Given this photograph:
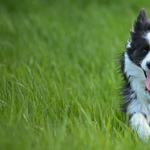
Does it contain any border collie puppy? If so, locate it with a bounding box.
[120,8,150,140]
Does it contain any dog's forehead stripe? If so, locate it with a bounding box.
[146,32,150,44]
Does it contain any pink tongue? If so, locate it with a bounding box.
[145,72,150,91]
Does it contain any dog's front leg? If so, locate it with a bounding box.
[130,113,150,141]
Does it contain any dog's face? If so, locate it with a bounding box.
[127,9,150,90]
[132,33,150,72]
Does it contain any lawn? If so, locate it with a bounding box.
[0,0,150,149]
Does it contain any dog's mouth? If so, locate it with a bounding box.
[143,69,150,91]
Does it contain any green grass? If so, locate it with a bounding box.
[1,0,150,149]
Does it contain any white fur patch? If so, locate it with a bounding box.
[146,32,150,44]
[126,40,131,48]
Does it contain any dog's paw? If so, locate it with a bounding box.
[130,113,150,141]
[137,122,150,141]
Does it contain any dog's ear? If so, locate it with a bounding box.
[132,8,148,34]
[137,8,148,22]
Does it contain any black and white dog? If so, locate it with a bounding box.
[120,9,150,140]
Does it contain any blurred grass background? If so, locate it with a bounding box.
[0,0,150,149]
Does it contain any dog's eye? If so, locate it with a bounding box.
[142,49,147,52]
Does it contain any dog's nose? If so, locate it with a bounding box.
[146,62,150,69]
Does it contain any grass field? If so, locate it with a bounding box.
[1,0,150,149]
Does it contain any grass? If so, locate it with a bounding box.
[1,0,150,149]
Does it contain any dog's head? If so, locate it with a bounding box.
[127,9,150,90]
